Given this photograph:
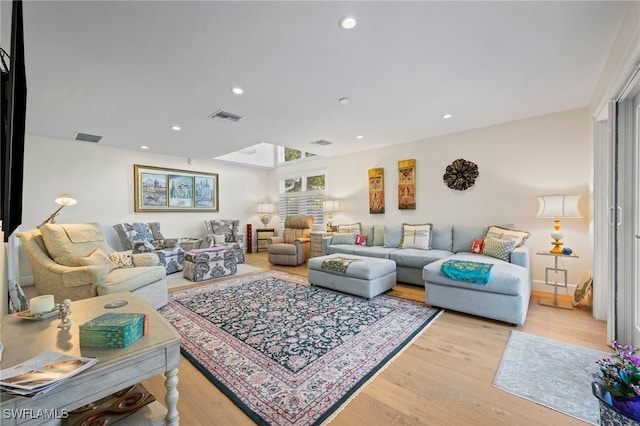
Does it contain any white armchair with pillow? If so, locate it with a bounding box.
[16,223,168,309]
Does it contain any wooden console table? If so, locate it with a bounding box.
[0,292,181,425]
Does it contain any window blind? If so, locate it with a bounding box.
[279,191,324,230]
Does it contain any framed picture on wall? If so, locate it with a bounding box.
[134,164,219,212]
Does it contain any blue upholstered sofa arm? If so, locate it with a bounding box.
[510,246,530,269]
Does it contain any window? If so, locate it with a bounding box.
[279,174,325,228]
[282,147,317,163]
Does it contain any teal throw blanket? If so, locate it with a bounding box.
[441,260,493,284]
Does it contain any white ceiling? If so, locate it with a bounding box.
[18,1,628,161]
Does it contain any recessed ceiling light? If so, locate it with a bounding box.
[140,145,149,150]
[339,17,357,30]
[442,114,453,119]
[171,125,181,131]
[338,97,350,104]
[356,135,364,140]
[231,87,244,95]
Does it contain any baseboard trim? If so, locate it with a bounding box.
[532,279,576,296]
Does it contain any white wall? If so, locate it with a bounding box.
[15,135,273,283]
[325,108,592,289]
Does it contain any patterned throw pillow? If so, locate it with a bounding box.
[80,248,116,271]
[401,223,433,250]
[470,239,484,254]
[109,250,134,268]
[484,225,530,248]
[151,239,166,250]
[337,223,361,234]
[331,233,356,245]
[132,240,155,253]
[355,234,367,246]
[482,237,516,262]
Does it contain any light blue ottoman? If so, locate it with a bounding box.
[308,254,396,299]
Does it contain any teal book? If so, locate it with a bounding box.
[79,313,146,348]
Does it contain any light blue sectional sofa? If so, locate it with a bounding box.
[322,224,531,325]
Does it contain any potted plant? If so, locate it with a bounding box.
[595,341,640,421]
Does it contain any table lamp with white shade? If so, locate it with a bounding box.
[536,194,582,254]
[257,202,274,228]
[323,200,339,232]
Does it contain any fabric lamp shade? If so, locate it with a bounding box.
[257,202,274,228]
[55,193,77,206]
[536,194,581,254]
[323,200,339,232]
[322,200,339,213]
[536,195,582,218]
[257,202,274,214]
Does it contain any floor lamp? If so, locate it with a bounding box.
[37,193,77,229]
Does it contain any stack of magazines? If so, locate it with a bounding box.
[0,350,97,397]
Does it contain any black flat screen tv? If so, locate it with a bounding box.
[1,0,26,242]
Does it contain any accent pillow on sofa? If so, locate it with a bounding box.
[470,239,484,254]
[482,237,516,262]
[360,225,375,247]
[337,223,361,234]
[383,225,402,248]
[331,232,356,245]
[485,225,530,248]
[80,248,116,271]
[132,240,155,253]
[109,250,134,268]
[400,223,432,250]
[372,225,385,246]
[355,234,367,246]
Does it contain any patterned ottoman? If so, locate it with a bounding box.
[183,247,237,282]
[308,253,396,299]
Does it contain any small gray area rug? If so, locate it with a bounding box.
[494,330,610,425]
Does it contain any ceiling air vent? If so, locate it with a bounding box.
[209,110,245,123]
[311,139,332,146]
[75,132,102,143]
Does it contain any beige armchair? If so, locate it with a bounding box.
[16,223,168,309]
[267,215,314,266]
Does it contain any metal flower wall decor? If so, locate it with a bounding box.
[443,158,479,191]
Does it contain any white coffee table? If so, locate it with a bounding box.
[0,292,181,425]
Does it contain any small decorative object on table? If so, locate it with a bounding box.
[79,313,147,348]
[58,299,72,328]
[594,341,640,422]
[563,247,573,255]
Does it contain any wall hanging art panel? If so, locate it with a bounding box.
[398,159,416,210]
[134,164,219,212]
[368,167,385,214]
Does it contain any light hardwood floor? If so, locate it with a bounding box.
[143,252,608,425]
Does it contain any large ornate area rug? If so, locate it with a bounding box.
[160,270,442,425]
[493,330,610,425]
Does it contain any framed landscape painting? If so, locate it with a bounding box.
[134,164,219,212]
